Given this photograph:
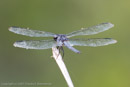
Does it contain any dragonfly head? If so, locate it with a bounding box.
[54,34,68,46]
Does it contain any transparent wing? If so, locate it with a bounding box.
[9,27,56,37]
[14,39,57,49]
[68,38,117,47]
[66,23,114,38]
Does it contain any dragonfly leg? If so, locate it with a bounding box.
[57,46,59,49]
[60,46,64,58]
[56,46,61,59]
[56,46,64,58]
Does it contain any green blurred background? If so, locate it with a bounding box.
[0,0,129,87]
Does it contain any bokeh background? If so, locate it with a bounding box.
[0,0,129,87]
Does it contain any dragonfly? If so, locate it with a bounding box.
[9,23,117,56]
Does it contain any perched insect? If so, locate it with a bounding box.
[9,23,117,56]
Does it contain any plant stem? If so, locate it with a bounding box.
[52,47,74,87]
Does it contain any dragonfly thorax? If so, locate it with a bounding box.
[54,34,68,46]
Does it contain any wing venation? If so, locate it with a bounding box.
[14,39,56,49]
[9,27,56,37]
[68,38,117,47]
[66,23,114,38]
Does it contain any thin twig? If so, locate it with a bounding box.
[52,47,74,87]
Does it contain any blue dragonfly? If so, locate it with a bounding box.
[9,23,117,55]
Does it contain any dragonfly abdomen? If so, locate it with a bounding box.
[64,41,80,53]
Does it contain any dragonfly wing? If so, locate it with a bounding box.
[66,23,114,38]
[14,39,57,49]
[68,38,117,47]
[9,27,56,37]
